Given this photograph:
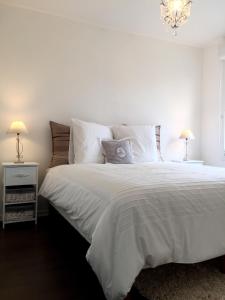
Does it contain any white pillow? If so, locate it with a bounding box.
[71,118,113,163]
[112,125,158,162]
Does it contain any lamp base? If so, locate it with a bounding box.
[15,133,24,164]
[183,138,188,161]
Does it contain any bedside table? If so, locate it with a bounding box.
[172,160,204,165]
[2,162,39,229]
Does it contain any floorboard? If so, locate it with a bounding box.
[0,216,106,300]
[0,213,147,300]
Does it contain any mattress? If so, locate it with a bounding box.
[39,162,225,300]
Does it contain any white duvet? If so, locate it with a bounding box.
[39,162,225,300]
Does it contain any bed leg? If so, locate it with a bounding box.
[124,286,147,300]
[124,294,132,300]
[220,255,225,274]
[48,203,57,219]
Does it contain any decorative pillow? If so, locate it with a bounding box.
[112,125,158,163]
[49,121,70,168]
[102,139,133,164]
[71,118,113,163]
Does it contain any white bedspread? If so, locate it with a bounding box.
[39,162,225,300]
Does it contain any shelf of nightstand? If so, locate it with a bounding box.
[4,218,36,225]
[5,201,36,206]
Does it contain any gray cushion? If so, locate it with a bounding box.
[102,139,133,164]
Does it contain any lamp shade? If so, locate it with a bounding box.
[179,129,195,140]
[7,121,28,134]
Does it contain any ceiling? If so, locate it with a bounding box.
[1,0,225,47]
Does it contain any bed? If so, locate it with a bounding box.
[39,161,225,300]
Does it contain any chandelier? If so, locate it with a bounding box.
[160,0,192,35]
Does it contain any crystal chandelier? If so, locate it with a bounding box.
[160,0,192,35]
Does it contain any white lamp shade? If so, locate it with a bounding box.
[179,129,195,140]
[7,121,28,134]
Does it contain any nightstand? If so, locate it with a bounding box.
[2,162,39,229]
[172,160,204,165]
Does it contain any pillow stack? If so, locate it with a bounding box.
[70,118,162,165]
[49,118,162,167]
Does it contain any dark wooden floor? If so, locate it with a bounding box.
[0,213,146,300]
[0,215,106,300]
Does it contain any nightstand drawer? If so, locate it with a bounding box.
[5,167,37,186]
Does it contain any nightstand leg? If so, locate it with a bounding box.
[2,186,5,229]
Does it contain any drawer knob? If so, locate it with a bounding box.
[14,174,30,178]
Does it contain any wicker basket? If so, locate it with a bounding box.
[5,206,34,222]
[5,188,35,203]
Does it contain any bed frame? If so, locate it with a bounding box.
[49,201,89,242]
[48,201,225,300]
[221,256,225,273]
[47,122,225,299]
[48,202,147,299]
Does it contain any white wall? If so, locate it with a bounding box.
[201,39,225,166]
[0,5,203,213]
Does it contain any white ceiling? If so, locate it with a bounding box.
[1,0,225,47]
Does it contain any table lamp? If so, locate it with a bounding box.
[7,121,28,163]
[179,129,195,161]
